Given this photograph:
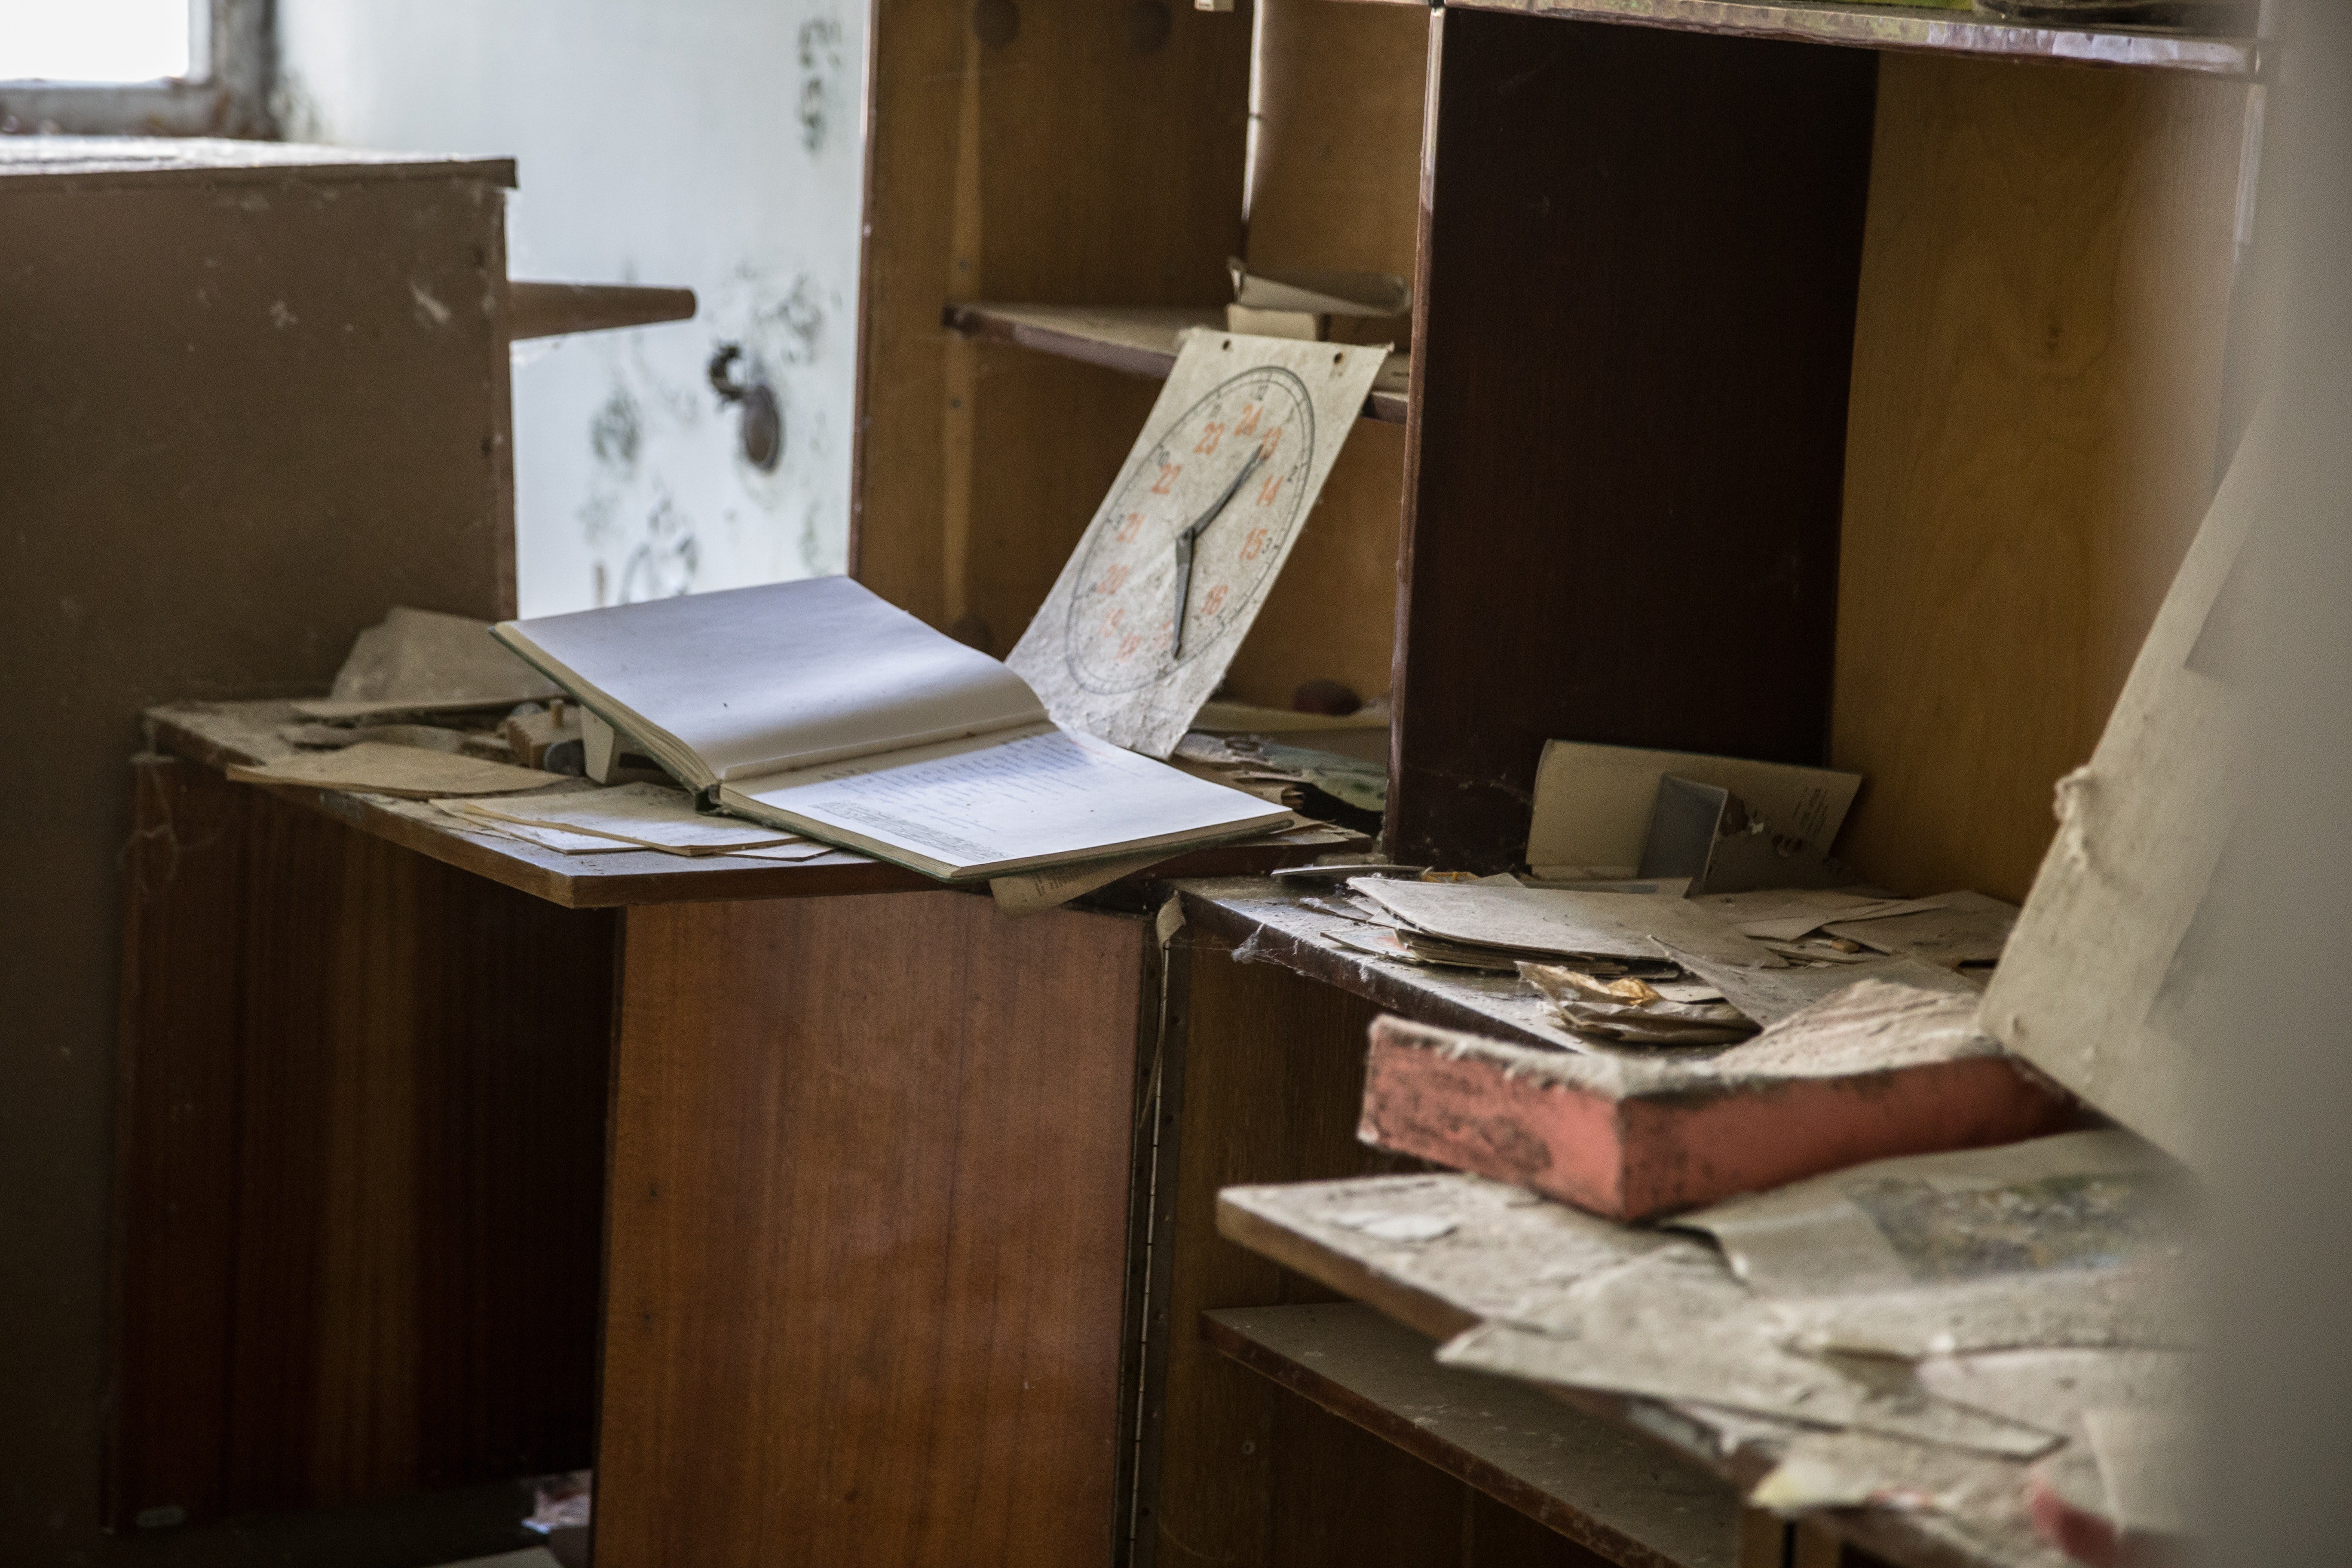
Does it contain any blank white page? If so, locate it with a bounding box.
[496,577,1046,786]
[720,724,1287,879]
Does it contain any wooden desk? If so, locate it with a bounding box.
[110,701,1356,1562]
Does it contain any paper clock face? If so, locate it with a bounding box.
[1064,366,1314,693]
[1006,330,1390,759]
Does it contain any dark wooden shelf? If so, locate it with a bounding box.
[1436,0,2254,76]
[1204,1302,1744,1568]
[944,302,1413,424]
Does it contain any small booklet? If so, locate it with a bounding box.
[492,576,1287,881]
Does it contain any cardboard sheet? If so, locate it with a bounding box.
[1980,415,2264,1162]
[295,606,557,719]
[1675,1130,2185,1298]
[1525,741,1860,876]
[463,781,809,854]
[1439,1250,2061,1458]
[1351,877,1782,971]
[228,741,567,799]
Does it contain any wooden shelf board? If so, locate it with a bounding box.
[945,302,1412,424]
[147,701,1364,911]
[1204,1302,1744,1568]
[1438,0,2253,76]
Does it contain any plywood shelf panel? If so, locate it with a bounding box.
[1436,0,2253,76]
[945,301,1412,424]
[1204,1302,1744,1568]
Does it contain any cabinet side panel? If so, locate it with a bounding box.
[1831,56,2248,902]
[594,892,1145,1568]
[1154,947,1443,1568]
[1394,14,1875,869]
[107,757,249,1529]
[854,0,1252,628]
[4,168,514,1542]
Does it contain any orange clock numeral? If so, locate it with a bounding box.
[1255,471,1285,507]
[1150,463,1182,495]
[1100,607,1124,635]
[1240,526,1269,561]
[1114,510,1145,544]
[1117,631,1145,662]
[1202,584,1229,616]
[1192,422,1225,455]
[1093,563,1129,595]
[1234,402,1262,437]
[1257,426,1283,459]
[1151,621,1173,652]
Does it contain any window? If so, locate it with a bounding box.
[0,0,273,138]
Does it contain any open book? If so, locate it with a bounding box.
[491,576,1289,881]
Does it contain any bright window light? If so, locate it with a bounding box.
[0,0,193,85]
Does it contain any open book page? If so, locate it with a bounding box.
[495,576,1045,790]
[718,723,1287,880]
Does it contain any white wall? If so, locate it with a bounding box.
[278,0,865,616]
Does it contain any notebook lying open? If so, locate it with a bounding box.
[493,576,1287,881]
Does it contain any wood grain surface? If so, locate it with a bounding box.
[593,892,1152,1568]
[855,0,1251,633]
[4,152,521,1545]
[1222,0,1427,715]
[1830,55,2250,902]
[1392,13,1876,869]
[1205,1302,1739,1568]
[109,758,610,1527]
[1152,943,1522,1568]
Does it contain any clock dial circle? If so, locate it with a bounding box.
[1063,365,1315,695]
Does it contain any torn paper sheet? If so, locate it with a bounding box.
[1825,890,2017,969]
[295,606,558,719]
[431,799,635,854]
[1980,414,2265,1164]
[1660,949,1975,1030]
[990,848,1166,915]
[1439,1249,2062,1458]
[1519,963,1755,1046]
[2082,1405,2193,1538]
[1675,1129,2189,1298]
[1526,741,1860,876]
[1351,877,1782,971]
[229,741,566,799]
[1749,1427,2029,1517]
[1695,888,1950,944]
[464,782,808,854]
[1218,1173,1668,1327]
[1769,1263,2198,1358]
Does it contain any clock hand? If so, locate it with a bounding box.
[1170,447,1266,658]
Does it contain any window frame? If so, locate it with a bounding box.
[0,0,274,138]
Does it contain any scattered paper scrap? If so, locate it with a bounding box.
[463,782,807,854]
[430,799,634,854]
[295,605,557,719]
[1519,963,1755,1046]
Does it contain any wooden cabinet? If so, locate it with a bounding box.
[851,3,2260,1565]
